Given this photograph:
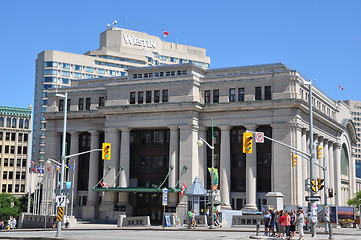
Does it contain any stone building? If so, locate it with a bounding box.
[44,63,357,224]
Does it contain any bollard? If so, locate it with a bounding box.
[256,222,260,236]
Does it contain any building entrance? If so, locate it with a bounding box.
[134,193,163,225]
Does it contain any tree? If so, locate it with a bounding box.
[0,193,21,221]
[347,191,361,211]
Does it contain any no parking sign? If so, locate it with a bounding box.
[255,132,264,143]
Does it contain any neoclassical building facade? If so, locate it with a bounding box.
[44,63,357,224]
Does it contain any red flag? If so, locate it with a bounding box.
[163,29,170,37]
[338,85,344,90]
[180,183,187,196]
[100,182,110,189]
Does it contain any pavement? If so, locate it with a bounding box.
[0,223,360,239]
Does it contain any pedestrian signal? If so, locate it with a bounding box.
[317,178,324,191]
[328,188,334,198]
[317,146,323,159]
[102,143,111,160]
[292,153,297,167]
[242,132,253,153]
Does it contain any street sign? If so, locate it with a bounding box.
[305,196,321,201]
[162,188,168,206]
[56,195,67,207]
[255,132,264,143]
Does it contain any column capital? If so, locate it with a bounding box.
[334,142,341,149]
[89,130,100,136]
[179,124,199,132]
[69,131,79,136]
[243,125,257,131]
[119,127,131,133]
[104,128,119,134]
[167,125,179,131]
[219,125,231,131]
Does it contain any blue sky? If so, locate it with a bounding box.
[1,0,360,108]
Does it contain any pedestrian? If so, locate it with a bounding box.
[270,210,276,236]
[290,209,297,239]
[297,209,305,240]
[0,221,4,230]
[263,210,271,236]
[214,210,221,227]
[52,217,57,229]
[275,211,280,237]
[285,211,291,240]
[278,210,286,238]
[187,209,194,229]
[10,217,16,229]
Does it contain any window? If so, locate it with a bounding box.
[229,88,236,102]
[255,87,262,100]
[21,172,26,179]
[59,99,64,111]
[12,118,16,128]
[10,146,15,154]
[67,99,71,111]
[0,117,3,127]
[213,90,219,103]
[265,86,272,100]
[11,133,15,141]
[85,98,91,110]
[24,119,29,129]
[73,72,82,78]
[205,90,211,103]
[130,92,136,104]
[24,134,28,141]
[79,98,84,110]
[43,77,57,83]
[62,63,70,69]
[109,70,116,76]
[97,68,105,74]
[138,92,144,104]
[6,118,11,127]
[154,90,160,103]
[61,71,70,77]
[16,172,20,180]
[0,132,2,140]
[43,61,58,67]
[238,88,245,101]
[74,65,82,71]
[146,91,152,103]
[7,185,12,193]
[43,69,58,75]
[3,172,7,179]
[98,97,105,107]
[2,184,6,192]
[5,133,10,141]
[85,67,94,73]
[162,90,168,102]
[19,119,24,128]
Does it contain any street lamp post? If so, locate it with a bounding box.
[197,119,215,229]
[56,92,68,237]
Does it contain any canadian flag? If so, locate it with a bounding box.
[163,29,170,37]
[180,183,187,196]
[100,182,110,189]
[338,85,344,90]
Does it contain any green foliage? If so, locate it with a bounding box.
[347,191,361,211]
[0,193,21,220]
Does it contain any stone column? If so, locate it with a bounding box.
[69,132,79,215]
[99,128,120,220]
[83,131,100,219]
[119,128,130,188]
[294,125,304,205]
[301,129,308,206]
[219,125,231,207]
[198,127,207,186]
[243,125,257,210]
[334,142,342,207]
[328,142,335,205]
[168,126,179,188]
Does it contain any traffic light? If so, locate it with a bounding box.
[102,143,111,160]
[310,179,317,192]
[242,132,253,153]
[317,178,324,191]
[292,153,297,167]
[317,146,323,159]
[328,188,334,198]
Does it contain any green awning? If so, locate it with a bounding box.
[92,187,181,193]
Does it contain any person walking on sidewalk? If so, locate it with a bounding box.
[297,209,305,240]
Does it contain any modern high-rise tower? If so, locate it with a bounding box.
[33,27,210,163]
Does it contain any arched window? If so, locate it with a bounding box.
[341,144,349,178]
[19,119,24,128]
[12,118,17,128]
[24,119,29,129]
[6,118,11,127]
